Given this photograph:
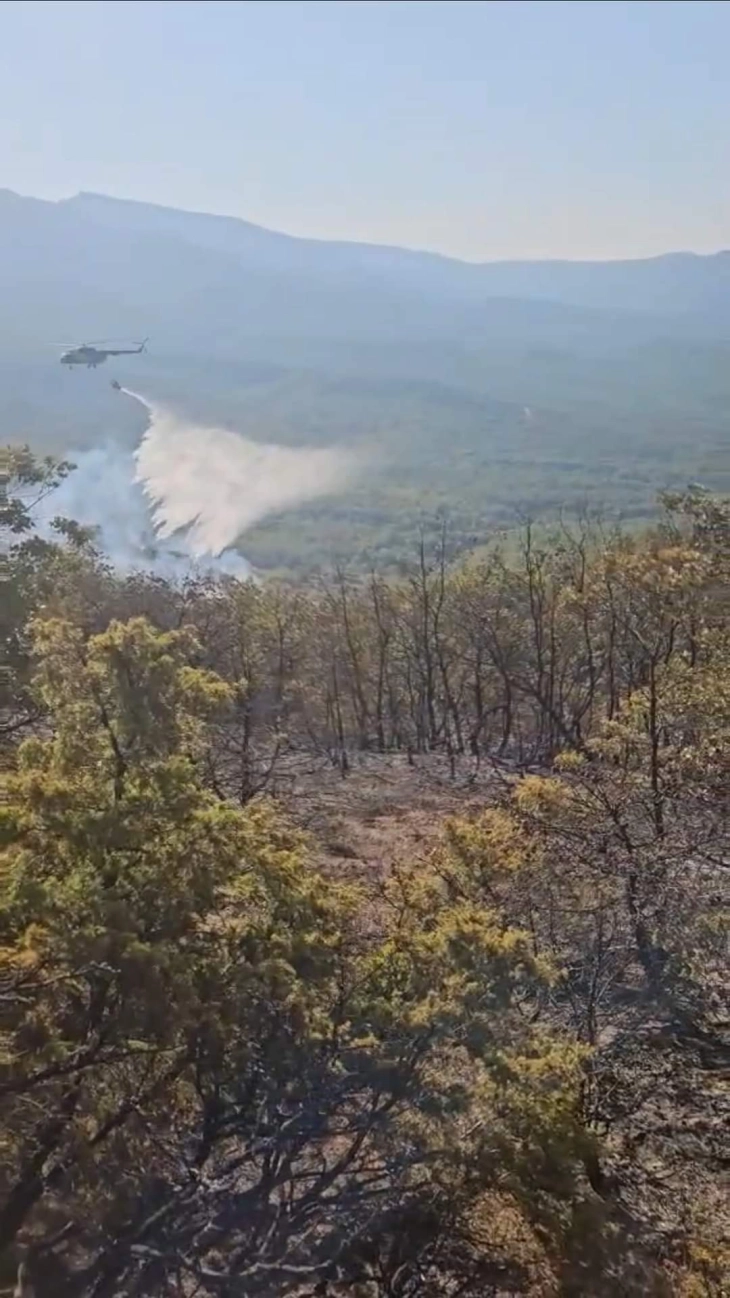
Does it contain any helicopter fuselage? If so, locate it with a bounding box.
[60,340,147,368]
[61,347,108,367]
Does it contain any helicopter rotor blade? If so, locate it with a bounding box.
[52,336,148,350]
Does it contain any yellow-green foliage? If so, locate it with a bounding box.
[1,459,727,1295]
[0,614,595,1295]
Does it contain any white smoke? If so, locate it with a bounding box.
[37,390,356,579]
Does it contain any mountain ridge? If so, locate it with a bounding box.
[3,187,727,324]
[43,188,730,269]
[63,190,730,319]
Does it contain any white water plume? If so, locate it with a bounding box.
[129,390,353,557]
[37,389,356,579]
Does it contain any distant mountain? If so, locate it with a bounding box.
[1,189,727,365]
[64,191,729,320]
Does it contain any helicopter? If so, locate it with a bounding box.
[59,339,148,368]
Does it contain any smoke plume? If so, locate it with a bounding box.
[39,390,355,578]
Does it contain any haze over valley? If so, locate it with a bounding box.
[2,186,728,571]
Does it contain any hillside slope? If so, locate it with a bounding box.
[2,188,728,357]
[65,190,730,323]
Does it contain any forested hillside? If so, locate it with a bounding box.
[1,447,728,1296]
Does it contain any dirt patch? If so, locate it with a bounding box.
[269,750,506,882]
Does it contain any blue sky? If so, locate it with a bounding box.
[1,0,727,259]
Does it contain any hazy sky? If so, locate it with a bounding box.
[1,0,728,260]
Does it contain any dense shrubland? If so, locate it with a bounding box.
[1,446,728,1295]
